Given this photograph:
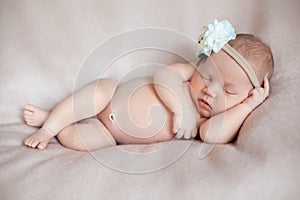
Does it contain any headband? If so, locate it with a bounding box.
[222,44,260,87]
[196,19,260,88]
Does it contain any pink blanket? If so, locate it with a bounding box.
[1,0,299,199]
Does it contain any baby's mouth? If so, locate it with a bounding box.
[198,99,212,111]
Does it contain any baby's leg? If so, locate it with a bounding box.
[56,118,116,151]
[23,78,117,150]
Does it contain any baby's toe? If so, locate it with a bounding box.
[24,137,30,145]
[27,119,34,124]
[37,142,47,150]
[24,119,33,126]
[24,137,32,145]
[27,138,36,147]
[24,110,34,116]
[23,115,32,121]
[23,112,33,124]
[31,140,40,148]
[25,104,36,112]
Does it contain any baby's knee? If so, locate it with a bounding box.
[56,126,77,147]
[94,78,118,106]
[97,78,117,93]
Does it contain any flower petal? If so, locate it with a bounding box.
[196,19,236,56]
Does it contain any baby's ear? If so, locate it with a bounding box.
[259,74,269,87]
[265,73,271,80]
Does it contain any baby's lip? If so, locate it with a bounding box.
[198,98,212,111]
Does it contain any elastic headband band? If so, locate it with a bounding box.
[222,43,260,88]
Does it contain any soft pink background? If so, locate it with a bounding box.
[0,0,299,199]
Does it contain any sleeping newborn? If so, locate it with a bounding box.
[22,20,274,151]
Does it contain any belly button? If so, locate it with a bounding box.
[109,113,115,122]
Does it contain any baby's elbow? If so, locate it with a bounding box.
[199,127,232,144]
[199,127,214,143]
[153,67,169,85]
[200,130,215,144]
[154,66,169,77]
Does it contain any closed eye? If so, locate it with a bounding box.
[199,73,210,81]
[225,89,237,95]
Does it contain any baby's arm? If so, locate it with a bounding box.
[153,63,199,139]
[200,77,270,144]
[199,103,253,143]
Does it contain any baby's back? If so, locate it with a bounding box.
[97,76,175,144]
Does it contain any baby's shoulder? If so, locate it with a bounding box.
[167,62,197,80]
[169,62,196,69]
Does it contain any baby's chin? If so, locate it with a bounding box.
[199,109,211,118]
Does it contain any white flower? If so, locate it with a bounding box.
[196,19,236,58]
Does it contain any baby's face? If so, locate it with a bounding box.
[190,50,253,118]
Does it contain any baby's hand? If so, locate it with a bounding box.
[243,76,270,110]
[173,106,200,139]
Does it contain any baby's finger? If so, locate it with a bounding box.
[263,76,270,97]
[172,116,180,133]
[176,129,185,139]
[183,130,191,139]
[172,124,179,134]
[192,127,198,137]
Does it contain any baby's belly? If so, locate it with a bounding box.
[97,77,174,144]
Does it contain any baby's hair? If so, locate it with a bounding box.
[228,34,274,85]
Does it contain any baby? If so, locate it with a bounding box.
[23,20,274,151]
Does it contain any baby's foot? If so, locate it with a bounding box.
[23,104,49,127]
[24,128,54,150]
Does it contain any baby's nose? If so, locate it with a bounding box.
[203,87,216,98]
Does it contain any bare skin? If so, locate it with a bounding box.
[23,52,269,151]
[23,79,119,151]
[23,105,52,149]
[23,79,175,150]
[23,104,49,127]
[23,78,174,151]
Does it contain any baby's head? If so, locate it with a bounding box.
[228,34,274,85]
[191,20,274,118]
